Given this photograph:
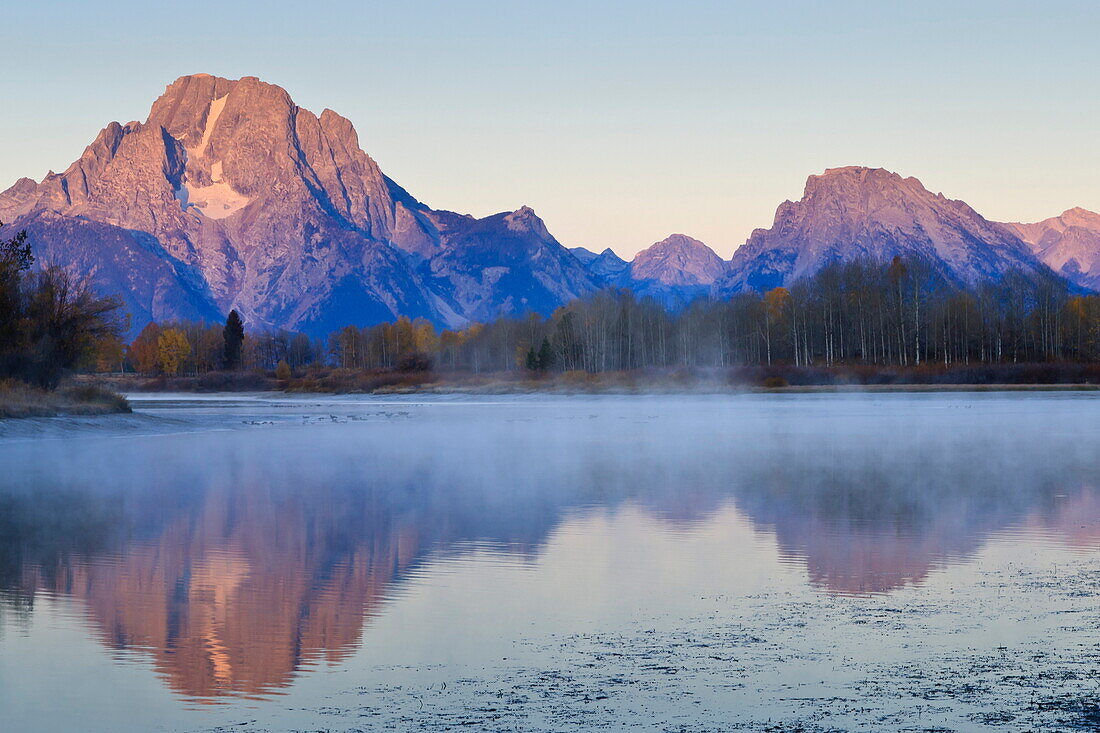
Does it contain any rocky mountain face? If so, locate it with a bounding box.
[0,210,224,328]
[421,206,597,322]
[629,233,726,286]
[0,74,596,336]
[716,166,1054,294]
[1002,208,1100,292]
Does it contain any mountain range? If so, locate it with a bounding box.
[0,74,1096,337]
[0,74,595,336]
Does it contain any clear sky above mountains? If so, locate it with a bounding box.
[4,0,1099,257]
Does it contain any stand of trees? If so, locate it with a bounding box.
[0,224,123,389]
[106,257,1100,378]
[429,259,1098,373]
[10,214,1093,386]
[123,318,321,376]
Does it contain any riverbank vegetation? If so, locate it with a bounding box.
[0,225,130,416]
[6,224,1099,395]
[88,257,1100,391]
[0,381,131,418]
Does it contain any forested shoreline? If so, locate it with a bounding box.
[0,223,131,415]
[5,220,1100,395]
[91,258,1100,389]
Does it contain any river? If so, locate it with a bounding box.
[1,392,1098,731]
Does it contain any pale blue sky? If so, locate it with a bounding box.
[3,0,1098,257]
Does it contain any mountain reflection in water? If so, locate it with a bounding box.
[0,394,1097,703]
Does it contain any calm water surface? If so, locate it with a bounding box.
[1,392,1099,731]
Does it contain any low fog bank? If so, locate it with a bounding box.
[2,392,1098,599]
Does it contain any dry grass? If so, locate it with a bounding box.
[0,380,131,418]
[82,362,1100,396]
[99,371,276,392]
[286,368,435,393]
[354,365,1100,394]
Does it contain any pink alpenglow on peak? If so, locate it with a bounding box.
[630,234,727,287]
[0,85,1085,338]
[716,166,1053,294]
[574,234,726,307]
[1002,208,1100,291]
[0,74,598,336]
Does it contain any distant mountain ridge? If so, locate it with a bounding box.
[630,234,727,287]
[575,234,728,306]
[1002,208,1100,292]
[715,166,1056,294]
[1,75,1094,337]
[571,246,629,280]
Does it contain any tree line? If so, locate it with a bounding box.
[121,310,264,376]
[24,218,1099,387]
[115,315,436,376]
[0,223,122,389]
[109,257,1100,377]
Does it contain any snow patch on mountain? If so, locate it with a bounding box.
[183,161,250,219]
[197,95,227,157]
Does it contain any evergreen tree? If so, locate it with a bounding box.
[0,224,32,368]
[536,337,554,371]
[0,224,32,272]
[223,310,245,370]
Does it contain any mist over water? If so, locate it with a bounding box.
[1,393,1099,731]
